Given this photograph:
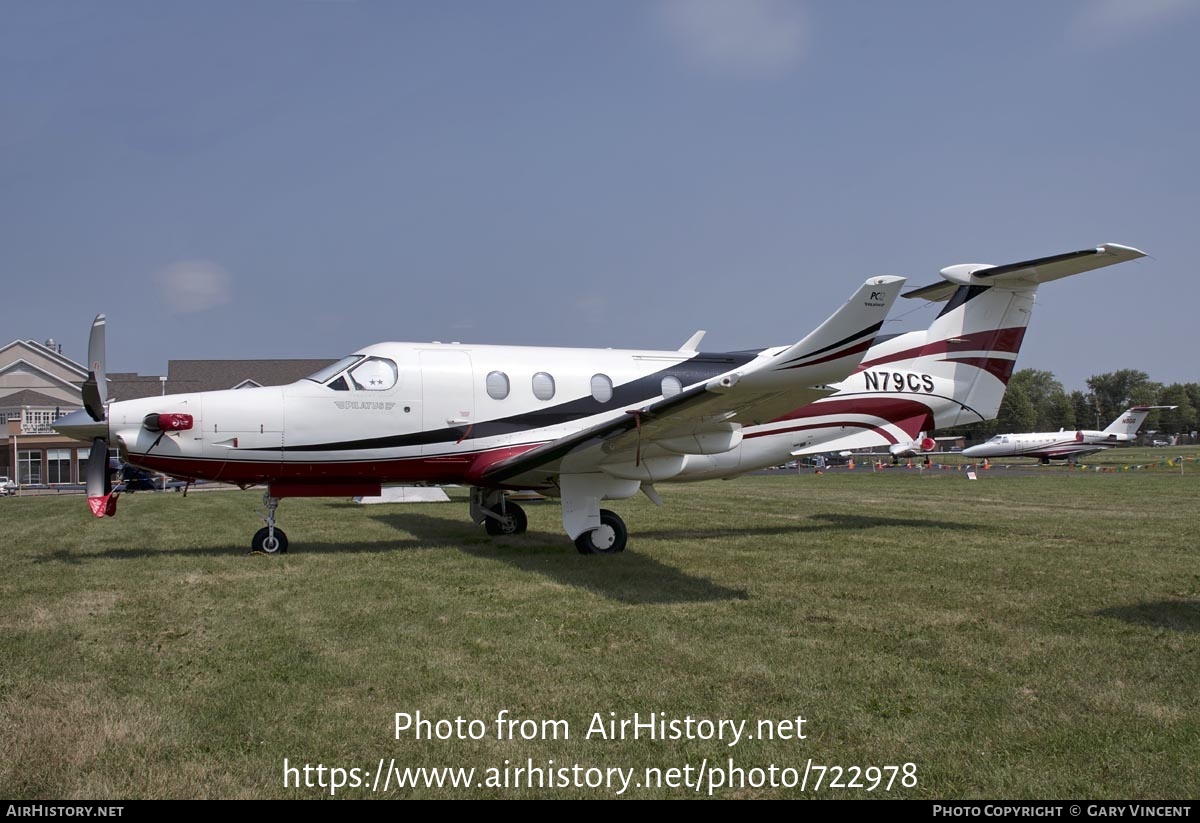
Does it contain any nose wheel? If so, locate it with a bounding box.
[252,526,289,554]
[252,493,288,554]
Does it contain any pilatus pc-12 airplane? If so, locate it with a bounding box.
[54,242,1145,555]
[962,405,1175,464]
[55,276,905,553]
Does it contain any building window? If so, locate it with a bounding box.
[47,449,71,484]
[661,376,683,398]
[486,371,510,400]
[532,372,555,401]
[22,410,56,434]
[18,450,41,485]
[590,374,613,403]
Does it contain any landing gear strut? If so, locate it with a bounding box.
[252,492,288,554]
[471,487,528,536]
[574,509,627,555]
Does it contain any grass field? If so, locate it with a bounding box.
[2,462,1197,799]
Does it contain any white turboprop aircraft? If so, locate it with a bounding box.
[962,405,1175,464]
[54,242,1146,554]
[54,277,905,553]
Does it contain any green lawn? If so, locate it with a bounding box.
[1,469,1197,798]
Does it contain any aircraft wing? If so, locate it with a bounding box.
[480,276,906,488]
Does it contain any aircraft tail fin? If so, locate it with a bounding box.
[844,243,1148,431]
[1102,406,1176,439]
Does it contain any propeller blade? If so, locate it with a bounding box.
[85,437,119,517]
[81,314,107,422]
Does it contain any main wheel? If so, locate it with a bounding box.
[252,526,289,554]
[574,509,627,555]
[484,502,527,536]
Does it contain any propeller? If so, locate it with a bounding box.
[86,436,117,517]
[81,314,107,422]
[78,314,119,517]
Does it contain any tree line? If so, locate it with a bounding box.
[946,369,1199,442]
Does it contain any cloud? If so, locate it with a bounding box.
[155,260,233,314]
[655,0,808,74]
[1070,0,1197,44]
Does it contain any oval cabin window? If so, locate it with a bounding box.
[486,371,510,400]
[661,375,683,398]
[591,374,613,403]
[532,372,556,401]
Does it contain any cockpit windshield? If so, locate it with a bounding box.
[303,355,398,392]
[304,356,364,384]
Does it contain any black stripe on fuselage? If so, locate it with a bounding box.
[778,321,883,367]
[265,350,758,452]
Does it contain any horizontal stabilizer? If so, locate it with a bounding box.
[903,243,1146,301]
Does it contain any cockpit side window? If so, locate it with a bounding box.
[328,376,350,392]
[348,357,398,391]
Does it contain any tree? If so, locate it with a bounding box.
[995,382,1036,433]
[1007,369,1070,431]
[1158,384,1197,436]
[1087,370,1162,424]
[1069,390,1097,431]
[1045,389,1075,431]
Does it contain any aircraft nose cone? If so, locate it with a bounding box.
[53,408,108,442]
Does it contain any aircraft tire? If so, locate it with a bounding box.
[574,509,627,555]
[484,502,527,536]
[252,526,289,554]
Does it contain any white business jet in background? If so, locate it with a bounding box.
[962,405,1175,464]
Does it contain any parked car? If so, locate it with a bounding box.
[0,476,16,496]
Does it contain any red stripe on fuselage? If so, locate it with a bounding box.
[856,327,1026,371]
[766,397,935,439]
[127,442,545,489]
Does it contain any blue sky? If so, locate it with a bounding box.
[2,1,1197,392]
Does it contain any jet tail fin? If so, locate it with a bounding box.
[1102,406,1176,439]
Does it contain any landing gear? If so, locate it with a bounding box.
[252,526,289,554]
[574,509,627,555]
[471,488,528,537]
[484,501,527,535]
[253,493,288,554]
